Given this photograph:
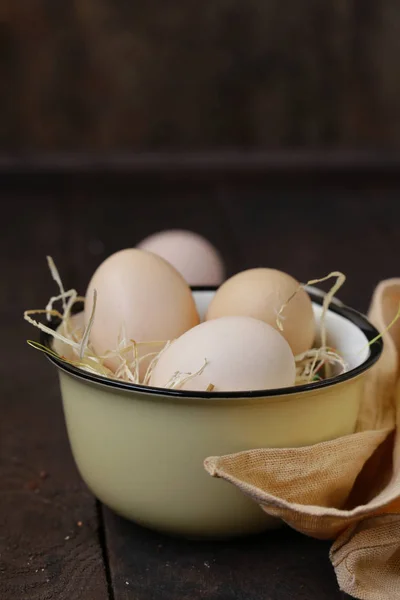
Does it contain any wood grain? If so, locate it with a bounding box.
[103,509,348,600]
[0,1,400,150]
[2,151,400,175]
[0,198,109,600]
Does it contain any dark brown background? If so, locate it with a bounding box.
[1,2,400,598]
[2,0,400,151]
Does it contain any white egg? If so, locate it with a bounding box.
[137,229,225,286]
[150,316,296,392]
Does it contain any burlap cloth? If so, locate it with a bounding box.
[204,280,400,600]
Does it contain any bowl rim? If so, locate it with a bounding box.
[40,286,383,399]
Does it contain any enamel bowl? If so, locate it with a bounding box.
[42,288,382,539]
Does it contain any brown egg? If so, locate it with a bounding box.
[137,230,225,286]
[206,268,315,356]
[84,248,200,377]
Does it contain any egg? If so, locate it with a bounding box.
[206,268,315,356]
[150,316,296,392]
[137,229,225,286]
[84,248,200,377]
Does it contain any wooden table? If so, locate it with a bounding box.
[2,153,399,600]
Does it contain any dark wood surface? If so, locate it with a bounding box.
[2,1,400,150]
[0,200,109,600]
[2,159,400,599]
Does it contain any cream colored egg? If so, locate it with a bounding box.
[150,316,296,392]
[206,268,315,356]
[137,230,225,286]
[84,248,200,377]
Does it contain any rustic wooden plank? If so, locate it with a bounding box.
[2,151,400,175]
[0,1,398,150]
[102,509,348,600]
[0,197,109,600]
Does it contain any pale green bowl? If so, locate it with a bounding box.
[42,288,382,539]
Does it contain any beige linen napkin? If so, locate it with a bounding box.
[204,279,400,600]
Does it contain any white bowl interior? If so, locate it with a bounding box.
[54,290,370,376]
[193,290,370,371]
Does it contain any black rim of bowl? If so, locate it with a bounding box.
[40,286,383,399]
